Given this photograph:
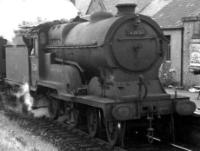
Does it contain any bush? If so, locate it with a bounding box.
[159,61,178,87]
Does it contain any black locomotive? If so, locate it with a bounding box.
[0,3,196,146]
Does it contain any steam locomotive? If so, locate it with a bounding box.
[0,3,196,146]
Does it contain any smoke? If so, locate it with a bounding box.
[0,0,78,41]
[14,83,33,111]
[31,108,50,118]
[11,83,50,118]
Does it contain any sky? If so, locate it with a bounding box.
[0,0,78,41]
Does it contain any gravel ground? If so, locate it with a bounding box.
[0,111,58,151]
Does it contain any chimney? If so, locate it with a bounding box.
[116,3,137,16]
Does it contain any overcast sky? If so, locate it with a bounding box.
[0,0,78,41]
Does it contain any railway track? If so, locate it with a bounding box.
[1,109,195,151]
[0,94,197,151]
[3,110,124,151]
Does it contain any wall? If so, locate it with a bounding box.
[163,29,182,85]
[183,17,200,87]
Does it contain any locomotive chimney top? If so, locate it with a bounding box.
[116,3,137,16]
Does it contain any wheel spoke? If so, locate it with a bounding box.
[69,109,79,127]
[48,98,59,119]
[87,109,101,137]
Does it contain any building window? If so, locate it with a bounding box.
[165,35,171,60]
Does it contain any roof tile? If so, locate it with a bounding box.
[152,0,200,28]
[75,0,200,29]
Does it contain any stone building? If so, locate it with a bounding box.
[71,0,200,88]
[182,16,200,87]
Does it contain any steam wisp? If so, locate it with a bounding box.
[13,83,50,118]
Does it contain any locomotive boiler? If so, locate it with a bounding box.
[4,3,196,146]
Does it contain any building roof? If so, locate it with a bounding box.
[132,0,154,13]
[72,0,200,29]
[103,0,200,28]
[102,0,118,14]
[73,0,154,15]
[151,0,200,28]
[73,0,92,15]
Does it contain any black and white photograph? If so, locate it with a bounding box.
[0,0,200,150]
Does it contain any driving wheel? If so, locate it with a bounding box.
[87,108,102,137]
[48,98,59,119]
[105,121,126,146]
